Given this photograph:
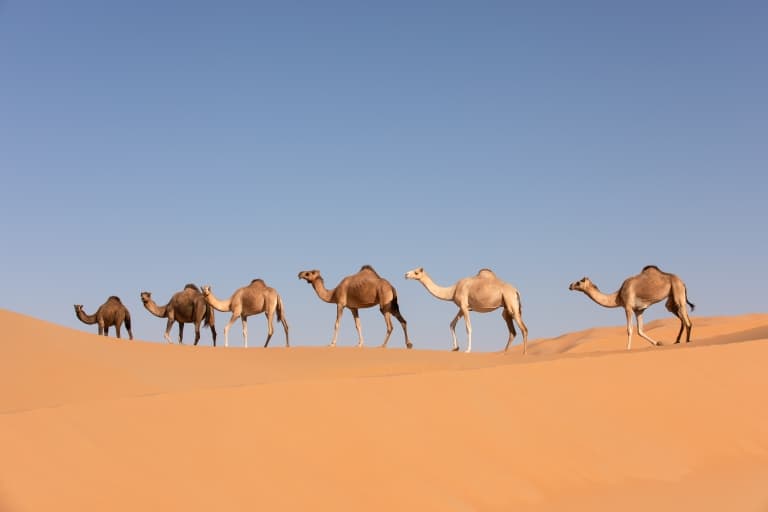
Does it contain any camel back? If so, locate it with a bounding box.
[359,265,380,277]
[249,278,266,287]
[184,283,201,292]
[107,296,122,303]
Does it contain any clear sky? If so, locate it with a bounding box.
[1,1,766,351]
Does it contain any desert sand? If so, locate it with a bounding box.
[1,308,767,511]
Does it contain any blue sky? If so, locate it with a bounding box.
[1,1,766,350]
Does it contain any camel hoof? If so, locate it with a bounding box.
[406,343,413,350]
[656,341,663,346]
[464,350,472,354]
[451,347,460,352]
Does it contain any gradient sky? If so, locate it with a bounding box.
[1,1,766,351]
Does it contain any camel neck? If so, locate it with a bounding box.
[311,277,335,303]
[583,285,621,308]
[76,308,98,324]
[418,273,456,301]
[205,291,232,313]
[143,299,168,318]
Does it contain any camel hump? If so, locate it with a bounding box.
[641,265,663,273]
[477,268,496,277]
[359,265,380,276]
[250,278,266,286]
[107,295,122,303]
[183,283,200,292]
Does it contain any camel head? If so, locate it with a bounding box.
[140,291,152,304]
[404,267,425,281]
[73,304,83,313]
[298,270,321,283]
[568,277,594,292]
[201,285,212,297]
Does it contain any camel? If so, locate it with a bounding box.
[140,284,217,346]
[73,296,133,340]
[201,279,289,348]
[298,265,413,349]
[405,267,528,354]
[568,265,695,350]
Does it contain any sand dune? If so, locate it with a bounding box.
[1,309,767,511]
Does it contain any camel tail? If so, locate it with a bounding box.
[391,294,402,316]
[204,303,215,326]
[685,285,695,312]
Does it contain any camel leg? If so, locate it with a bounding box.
[193,321,201,346]
[264,311,274,348]
[242,316,248,348]
[115,323,122,339]
[177,321,185,345]
[636,311,660,347]
[681,307,693,343]
[517,313,529,355]
[673,318,685,343]
[223,314,238,348]
[678,308,693,343]
[502,309,517,353]
[210,325,217,347]
[668,300,693,343]
[379,309,394,348]
[351,308,365,347]
[463,307,473,353]
[280,315,289,348]
[625,308,633,351]
[164,318,174,344]
[390,307,412,349]
[330,304,344,347]
[449,311,463,351]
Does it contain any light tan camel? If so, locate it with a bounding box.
[298,265,413,349]
[73,296,133,340]
[405,267,528,353]
[201,279,289,348]
[568,265,695,350]
[140,284,217,346]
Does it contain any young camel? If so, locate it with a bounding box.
[140,284,217,346]
[298,265,413,349]
[201,279,289,348]
[404,267,528,354]
[73,296,133,340]
[568,265,695,350]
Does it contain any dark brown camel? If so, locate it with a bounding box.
[140,284,217,346]
[73,296,133,339]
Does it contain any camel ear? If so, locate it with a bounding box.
[419,267,424,272]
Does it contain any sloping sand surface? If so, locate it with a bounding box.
[1,309,767,511]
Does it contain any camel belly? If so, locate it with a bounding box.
[629,298,655,311]
[469,306,500,313]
